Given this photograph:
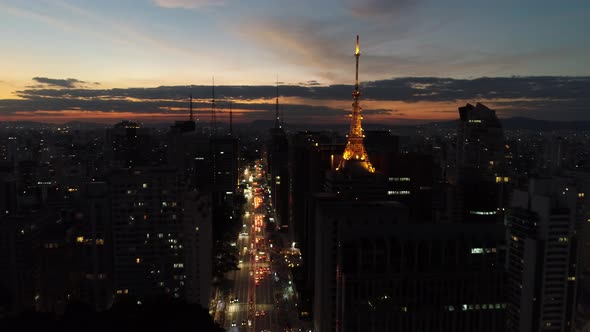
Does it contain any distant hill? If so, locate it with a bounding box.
[500,117,590,130]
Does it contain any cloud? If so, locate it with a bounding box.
[300,80,322,86]
[16,76,590,103]
[32,77,89,88]
[152,0,226,9]
[363,108,398,115]
[2,76,590,123]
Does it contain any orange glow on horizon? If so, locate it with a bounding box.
[2,97,527,125]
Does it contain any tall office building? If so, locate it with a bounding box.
[0,163,18,218]
[181,190,212,308]
[109,167,211,303]
[575,210,590,332]
[309,193,506,332]
[290,132,342,250]
[75,182,113,311]
[453,102,509,223]
[267,83,290,228]
[210,136,239,208]
[309,195,406,331]
[0,210,61,314]
[167,129,211,190]
[105,121,157,169]
[507,177,580,332]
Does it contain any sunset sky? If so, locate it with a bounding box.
[1,0,589,124]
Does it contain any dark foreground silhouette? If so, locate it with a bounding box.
[0,296,225,332]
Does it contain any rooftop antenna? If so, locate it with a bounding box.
[275,76,280,129]
[189,93,193,121]
[211,76,216,136]
[229,101,233,136]
[281,105,285,129]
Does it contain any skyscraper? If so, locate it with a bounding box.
[109,167,211,304]
[453,103,509,223]
[267,82,290,229]
[507,177,580,331]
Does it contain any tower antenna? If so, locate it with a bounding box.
[275,76,280,129]
[229,101,233,136]
[280,105,284,129]
[211,76,216,136]
[189,93,193,121]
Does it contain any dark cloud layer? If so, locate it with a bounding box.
[17,76,589,102]
[32,77,91,88]
[2,76,589,122]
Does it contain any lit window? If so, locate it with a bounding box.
[578,192,585,198]
[387,190,410,195]
[143,183,148,188]
[390,177,411,182]
[469,210,497,216]
[568,276,576,281]
[136,258,141,264]
[76,236,84,243]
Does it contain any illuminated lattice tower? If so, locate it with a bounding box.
[337,35,375,173]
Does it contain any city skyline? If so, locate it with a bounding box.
[2,2,590,331]
[1,0,589,123]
